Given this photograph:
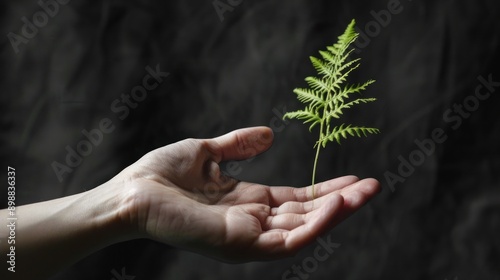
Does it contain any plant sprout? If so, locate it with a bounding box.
[283,19,380,199]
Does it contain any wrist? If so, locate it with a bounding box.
[83,181,141,244]
[3,182,139,279]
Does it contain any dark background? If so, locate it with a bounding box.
[1,0,499,279]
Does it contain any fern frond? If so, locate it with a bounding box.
[293,88,325,109]
[305,76,330,93]
[332,48,357,68]
[283,109,321,131]
[330,21,358,67]
[319,50,335,65]
[326,124,380,145]
[283,19,380,200]
[328,98,377,119]
[330,62,361,91]
[310,56,333,77]
[333,80,376,105]
[327,20,357,58]
[334,56,360,79]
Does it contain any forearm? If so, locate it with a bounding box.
[0,183,132,279]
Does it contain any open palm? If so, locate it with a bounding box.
[113,127,380,262]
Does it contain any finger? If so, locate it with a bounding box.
[308,175,361,196]
[337,178,381,198]
[271,201,311,215]
[207,127,274,162]
[329,178,380,226]
[268,175,360,206]
[283,193,344,250]
[265,213,305,231]
[266,192,341,230]
[253,194,344,256]
[270,191,338,215]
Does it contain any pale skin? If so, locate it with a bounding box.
[0,126,380,279]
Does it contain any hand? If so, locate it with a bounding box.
[111,127,380,262]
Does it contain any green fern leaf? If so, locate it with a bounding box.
[319,50,335,64]
[305,77,330,93]
[334,80,376,105]
[283,19,380,200]
[326,125,380,145]
[310,56,333,77]
[294,88,325,108]
[328,98,377,118]
[283,110,321,130]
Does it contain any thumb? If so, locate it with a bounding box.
[208,126,274,162]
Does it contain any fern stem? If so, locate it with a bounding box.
[311,117,325,200]
[311,138,322,200]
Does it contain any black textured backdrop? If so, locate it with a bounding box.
[1,0,500,279]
